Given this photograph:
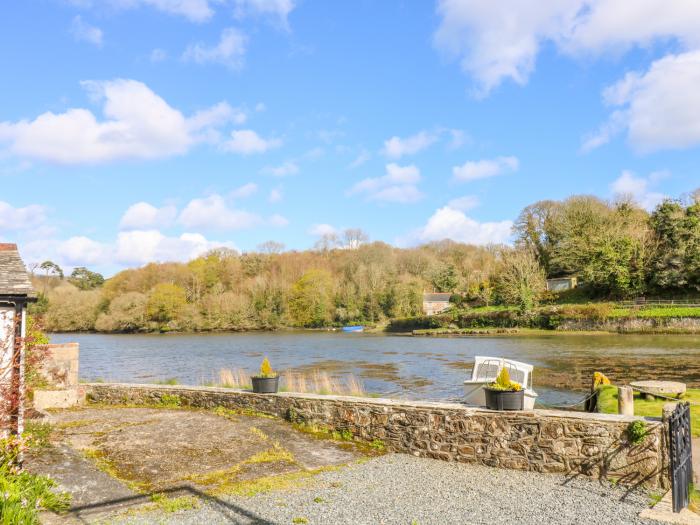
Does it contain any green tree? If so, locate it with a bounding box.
[431,263,458,292]
[95,292,148,332]
[288,269,333,327]
[513,200,559,274]
[650,196,700,292]
[69,267,105,290]
[493,249,547,312]
[146,283,187,323]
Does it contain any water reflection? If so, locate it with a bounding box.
[50,331,700,405]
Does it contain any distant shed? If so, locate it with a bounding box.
[0,243,36,437]
[546,276,577,292]
[423,292,452,316]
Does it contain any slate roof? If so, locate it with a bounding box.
[0,244,35,298]
[423,292,452,302]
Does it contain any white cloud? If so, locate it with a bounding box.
[224,129,281,155]
[119,202,177,230]
[350,163,423,203]
[0,79,233,164]
[0,202,48,231]
[383,131,438,158]
[262,161,298,177]
[70,16,103,47]
[401,205,513,246]
[269,187,283,203]
[150,48,167,62]
[452,156,518,182]
[230,182,258,199]
[434,0,581,96]
[74,0,215,22]
[433,1,700,96]
[188,101,247,132]
[57,236,110,266]
[178,194,261,230]
[233,0,296,28]
[610,170,667,210]
[308,223,337,236]
[268,214,289,227]
[447,195,479,211]
[448,129,469,149]
[348,149,371,169]
[585,50,700,152]
[115,230,236,265]
[183,27,247,69]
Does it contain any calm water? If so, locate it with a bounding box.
[49,331,700,406]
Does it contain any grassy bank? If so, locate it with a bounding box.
[598,385,700,437]
[387,303,700,334]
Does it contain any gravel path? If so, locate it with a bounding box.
[105,454,663,525]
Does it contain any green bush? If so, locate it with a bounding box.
[626,420,649,445]
[159,393,182,407]
[1,436,71,524]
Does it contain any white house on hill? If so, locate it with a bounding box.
[422,292,452,316]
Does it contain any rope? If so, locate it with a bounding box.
[535,389,599,410]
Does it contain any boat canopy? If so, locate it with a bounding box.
[470,356,533,390]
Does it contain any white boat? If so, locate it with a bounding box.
[463,356,538,410]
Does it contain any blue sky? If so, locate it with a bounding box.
[1,0,700,275]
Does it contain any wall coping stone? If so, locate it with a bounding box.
[84,382,657,425]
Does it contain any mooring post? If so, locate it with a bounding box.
[618,385,634,416]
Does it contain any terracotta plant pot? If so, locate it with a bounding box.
[252,376,279,394]
[484,388,524,410]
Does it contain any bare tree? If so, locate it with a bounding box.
[257,241,285,254]
[343,228,369,249]
[314,233,340,252]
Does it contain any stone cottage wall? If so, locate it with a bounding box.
[86,383,669,488]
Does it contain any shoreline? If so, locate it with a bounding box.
[47,326,700,337]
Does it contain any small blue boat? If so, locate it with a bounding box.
[342,325,364,333]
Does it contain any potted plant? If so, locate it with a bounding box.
[251,357,279,394]
[484,367,524,410]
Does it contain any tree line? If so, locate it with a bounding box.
[32,191,700,332]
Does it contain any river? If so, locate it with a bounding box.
[49,331,700,407]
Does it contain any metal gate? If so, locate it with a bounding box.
[669,402,693,513]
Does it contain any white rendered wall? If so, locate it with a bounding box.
[0,306,15,437]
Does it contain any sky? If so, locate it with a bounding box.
[1,0,700,276]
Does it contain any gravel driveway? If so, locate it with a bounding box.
[107,454,662,525]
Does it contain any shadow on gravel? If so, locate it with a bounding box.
[56,484,276,524]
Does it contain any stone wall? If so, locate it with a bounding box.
[557,317,700,333]
[85,383,669,488]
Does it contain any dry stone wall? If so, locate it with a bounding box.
[86,383,669,488]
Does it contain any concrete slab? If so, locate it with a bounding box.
[640,491,700,525]
[26,406,366,522]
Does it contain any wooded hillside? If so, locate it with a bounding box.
[32,192,700,332]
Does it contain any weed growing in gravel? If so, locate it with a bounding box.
[211,404,278,420]
[24,421,53,449]
[369,439,385,451]
[249,426,269,441]
[148,493,200,513]
[246,443,295,465]
[292,518,309,524]
[313,496,325,503]
[83,448,151,492]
